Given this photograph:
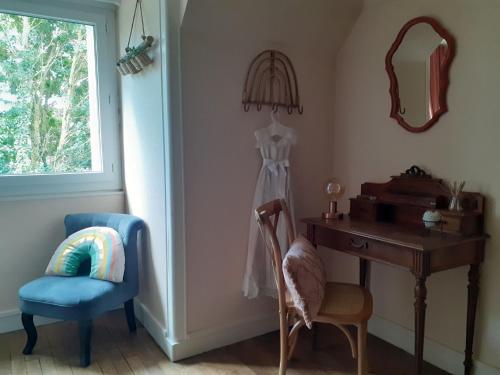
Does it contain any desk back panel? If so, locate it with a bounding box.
[349,168,484,236]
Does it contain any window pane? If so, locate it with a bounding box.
[0,12,101,175]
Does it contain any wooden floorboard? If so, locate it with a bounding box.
[0,310,448,374]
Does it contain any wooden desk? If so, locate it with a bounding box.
[303,217,487,375]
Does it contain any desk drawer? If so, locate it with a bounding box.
[313,225,414,269]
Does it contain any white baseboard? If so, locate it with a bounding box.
[0,309,59,334]
[368,314,500,375]
[133,299,169,355]
[134,297,278,362]
[168,313,279,361]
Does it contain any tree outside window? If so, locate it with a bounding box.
[0,12,101,175]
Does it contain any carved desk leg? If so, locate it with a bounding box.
[413,251,430,375]
[414,276,427,375]
[306,224,315,245]
[464,264,480,375]
[360,259,369,288]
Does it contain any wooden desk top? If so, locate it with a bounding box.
[302,217,488,252]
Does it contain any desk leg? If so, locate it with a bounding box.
[359,259,369,288]
[464,264,480,375]
[414,276,427,375]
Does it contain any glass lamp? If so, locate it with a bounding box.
[322,180,345,220]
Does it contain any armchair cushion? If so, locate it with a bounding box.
[45,227,125,283]
[19,276,129,321]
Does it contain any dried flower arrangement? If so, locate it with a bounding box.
[117,0,154,76]
[448,180,466,211]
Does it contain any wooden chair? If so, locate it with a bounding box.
[255,199,373,375]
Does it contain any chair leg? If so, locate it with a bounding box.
[124,299,137,333]
[79,320,92,367]
[357,321,368,375]
[312,322,318,350]
[279,312,289,375]
[287,319,304,360]
[21,313,37,355]
[334,323,357,359]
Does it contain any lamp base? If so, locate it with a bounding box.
[322,212,344,220]
[322,200,343,220]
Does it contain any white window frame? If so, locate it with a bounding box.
[0,0,121,197]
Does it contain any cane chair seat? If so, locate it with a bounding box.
[317,282,373,323]
[286,282,372,324]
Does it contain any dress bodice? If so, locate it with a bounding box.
[254,124,297,162]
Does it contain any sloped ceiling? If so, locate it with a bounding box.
[182,0,362,55]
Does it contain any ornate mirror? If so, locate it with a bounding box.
[386,17,455,133]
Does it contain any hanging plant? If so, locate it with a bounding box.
[117,0,154,76]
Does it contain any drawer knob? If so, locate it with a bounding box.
[350,238,368,249]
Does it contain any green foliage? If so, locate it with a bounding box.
[0,12,94,175]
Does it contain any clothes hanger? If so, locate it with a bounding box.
[268,107,291,143]
[269,107,287,137]
[270,109,277,124]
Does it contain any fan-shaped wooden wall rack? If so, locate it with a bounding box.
[242,49,303,114]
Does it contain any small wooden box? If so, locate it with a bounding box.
[436,210,483,236]
[349,198,378,222]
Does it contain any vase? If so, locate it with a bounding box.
[449,195,462,211]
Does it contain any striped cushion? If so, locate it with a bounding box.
[45,227,125,283]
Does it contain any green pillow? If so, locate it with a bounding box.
[45,227,125,283]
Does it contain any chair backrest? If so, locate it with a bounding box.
[254,199,296,312]
[64,213,145,292]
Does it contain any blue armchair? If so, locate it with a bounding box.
[18,213,144,367]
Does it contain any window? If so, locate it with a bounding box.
[0,0,120,196]
[0,14,100,175]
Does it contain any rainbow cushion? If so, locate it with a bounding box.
[45,227,125,283]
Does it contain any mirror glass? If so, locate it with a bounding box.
[392,23,449,129]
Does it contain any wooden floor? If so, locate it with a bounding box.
[0,310,449,374]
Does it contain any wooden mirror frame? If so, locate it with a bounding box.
[385,16,456,133]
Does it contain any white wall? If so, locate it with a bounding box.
[181,0,362,338]
[118,0,169,337]
[331,0,500,371]
[0,193,124,332]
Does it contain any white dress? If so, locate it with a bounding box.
[242,121,297,299]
